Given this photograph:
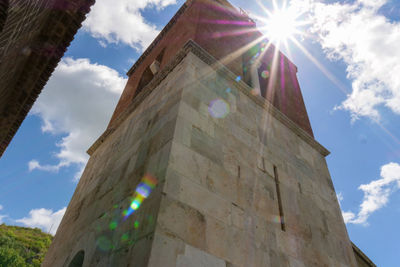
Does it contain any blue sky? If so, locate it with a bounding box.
[1,0,399,265]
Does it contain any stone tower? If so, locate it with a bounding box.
[43,0,373,266]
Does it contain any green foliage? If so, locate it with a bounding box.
[0,224,52,267]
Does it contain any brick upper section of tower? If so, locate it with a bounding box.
[108,0,314,137]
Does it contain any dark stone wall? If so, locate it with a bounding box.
[0,0,8,32]
[0,0,95,157]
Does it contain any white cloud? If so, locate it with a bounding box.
[83,0,177,50]
[298,0,400,121]
[0,205,5,224]
[29,58,127,181]
[343,162,400,225]
[336,192,344,204]
[28,160,60,172]
[0,205,5,223]
[16,207,66,235]
[342,211,356,224]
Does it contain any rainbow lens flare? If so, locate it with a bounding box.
[123,174,158,219]
[208,99,230,118]
[270,215,283,224]
[261,70,270,79]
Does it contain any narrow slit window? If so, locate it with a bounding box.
[273,165,286,231]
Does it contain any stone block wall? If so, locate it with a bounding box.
[148,52,357,267]
[44,43,358,266]
[42,51,192,267]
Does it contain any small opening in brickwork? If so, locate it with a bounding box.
[134,48,166,98]
[273,165,286,231]
[156,47,165,65]
[135,66,154,97]
[68,250,84,267]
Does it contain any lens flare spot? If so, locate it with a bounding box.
[208,99,230,118]
[271,215,283,224]
[21,47,32,56]
[134,221,140,229]
[136,184,151,198]
[235,76,241,82]
[97,236,112,251]
[121,233,129,242]
[261,70,270,79]
[130,200,140,210]
[109,221,118,230]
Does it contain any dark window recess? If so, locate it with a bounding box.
[68,250,85,267]
[242,44,272,98]
[156,47,165,65]
[134,48,166,98]
[135,66,154,97]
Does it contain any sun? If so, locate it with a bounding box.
[265,9,298,41]
[254,1,307,43]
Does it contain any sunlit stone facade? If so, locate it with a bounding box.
[44,0,375,266]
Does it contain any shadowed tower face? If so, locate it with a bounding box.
[43,0,360,266]
[0,0,95,157]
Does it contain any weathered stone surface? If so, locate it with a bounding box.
[147,230,185,267]
[157,195,207,250]
[147,50,360,266]
[176,244,226,267]
[190,126,222,165]
[42,55,187,266]
[45,23,373,266]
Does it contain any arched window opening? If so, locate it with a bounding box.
[68,250,85,267]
